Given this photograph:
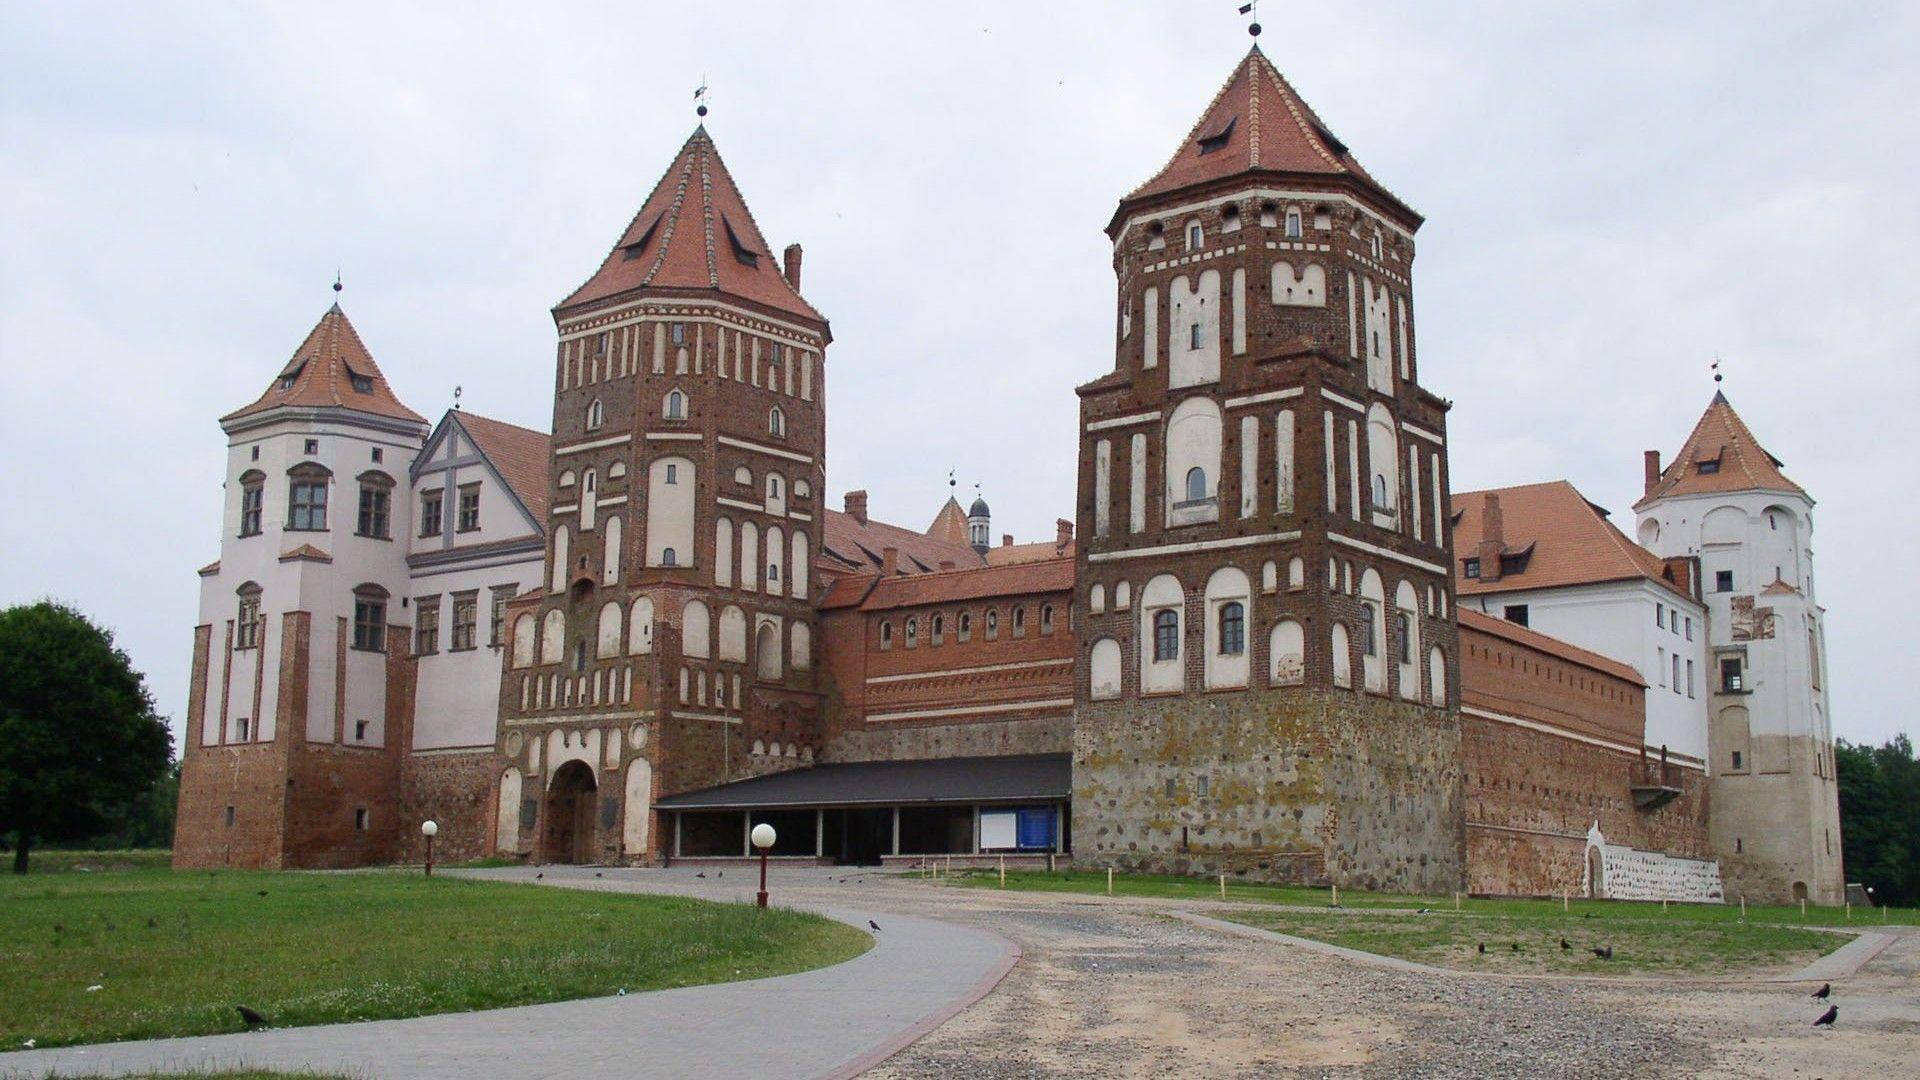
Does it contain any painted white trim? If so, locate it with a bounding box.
[717,496,765,513]
[556,434,632,455]
[557,303,823,345]
[1320,388,1364,414]
[1326,531,1448,575]
[1404,423,1444,446]
[718,435,814,465]
[595,495,627,508]
[1088,530,1302,564]
[788,512,813,522]
[1223,387,1304,410]
[1086,411,1163,433]
[1114,189,1417,245]
[671,711,743,726]
[410,744,498,757]
[644,432,703,442]
[866,657,1073,685]
[551,503,579,515]
[867,698,1075,723]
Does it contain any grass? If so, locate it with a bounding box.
[12,849,175,874]
[49,1073,356,1079]
[937,868,1907,974]
[1,869,870,1050]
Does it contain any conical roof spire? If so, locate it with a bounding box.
[1635,392,1807,508]
[557,126,823,324]
[222,304,423,425]
[1112,45,1418,231]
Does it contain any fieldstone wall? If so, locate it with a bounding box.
[1073,689,1463,893]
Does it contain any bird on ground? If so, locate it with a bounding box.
[838,877,847,884]
[1582,912,1596,919]
[1510,943,1522,952]
[535,872,543,880]
[1812,983,1831,999]
[256,890,268,897]
[1591,946,1613,960]
[1477,943,1486,954]
[1814,1005,1837,1027]
[716,871,722,878]
[695,871,706,878]
[147,917,157,929]
[594,872,603,878]
[869,919,882,932]
[1560,938,1571,950]
[236,1005,268,1027]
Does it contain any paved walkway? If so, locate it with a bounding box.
[4,867,1017,1080]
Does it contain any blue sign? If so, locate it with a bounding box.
[1015,808,1056,850]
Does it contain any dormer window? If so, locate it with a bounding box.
[1259,202,1278,228]
[1195,116,1236,155]
[1221,204,1241,233]
[1698,459,1721,475]
[349,372,373,394]
[279,363,304,391]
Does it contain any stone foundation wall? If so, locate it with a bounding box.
[1073,689,1463,893]
[172,742,288,869]
[824,713,1071,763]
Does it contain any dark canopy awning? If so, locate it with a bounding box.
[654,753,1070,811]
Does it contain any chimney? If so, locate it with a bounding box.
[1002,534,1014,548]
[783,244,803,291]
[881,546,898,576]
[844,489,868,525]
[1643,451,1662,497]
[1477,493,1506,583]
[1056,518,1074,548]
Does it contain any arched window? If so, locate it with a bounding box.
[880,621,893,649]
[1185,467,1207,503]
[1012,607,1026,636]
[986,610,1000,639]
[905,617,918,647]
[932,615,944,645]
[586,398,604,431]
[768,475,782,499]
[662,547,677,566]
[350,583,389,652]
[1395,611,1412,664]
[1040,604,1055,634]
[769,406,786,437]
[664,390,686,420]
[287,462,331,531]
[959,613,972,641]
[1218,602,1245,655]
[1153,610,1180,662]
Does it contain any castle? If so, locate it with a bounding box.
[174,46,1843,905]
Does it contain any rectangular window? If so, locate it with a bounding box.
[236,593,261,649]
[357,485,390,538]
[414,598,439,655]
[1503,604,1529,628]
[355,719,369,741]
[457,485,481,532]
[1715,570,1734,593]
[1361,604,1378,656]
[451,594,478,651]
[354,808,369,830]
[1672,653,1682,694]
[224,805,236,828]
[1656,604,1665,628]
[240,485,263,536]
[1720,656,1743,692]
[1657,647,1667,687]
[1395,611,1411,664]
[235,717,250,741]
[1685,617,1693,641]
[352,596,386,651]
[1463,558,1480,579]
[490,587,512,647]
[288,480,327,530]
[304,439,318,455]
[1190,323,1202,350]
[1687,659,1695,698]
[1732,750,1743,771]
[420,489,444,536]
[1152,610,1178,661]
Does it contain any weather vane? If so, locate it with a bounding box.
[453,384,463,411]
[333,269,342,295]
[1711,355,1723,386]
[1239,1,1261,37]
[694,78,710,118]
[948,468,957,490]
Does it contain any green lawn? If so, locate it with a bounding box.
[1,869,869,1050]
[52,1072,355,1079]
[11,849,175,874]
[937,868,1901,974]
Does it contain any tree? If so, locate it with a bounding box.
[1836,734,1920,907]
[0,601,172,872]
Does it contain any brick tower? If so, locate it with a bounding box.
[492,126,830,865]
[1071,46,1462,891]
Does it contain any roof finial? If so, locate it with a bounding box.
[694,78,710,119]
[1239,1,1261,37]
[453,384,463,412]
[1711,354,1723,385]
[948,468,956,491]
[332,269,342,295]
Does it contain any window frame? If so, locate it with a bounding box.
[350,585,389,652]
[419,488,444,537]
[450,591,479,651]
[286,464,331,532]
[414,595,441,655]
[1152,609,1180,662]
[238,472,265,537]
[456,483,481,532]
[1218,601,1245,656]
[355,472,394,540]
[235,584,262,650]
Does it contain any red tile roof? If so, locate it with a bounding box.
[556,127,823,324]
[925,497,971,549]
[1116,45,1418,227]
[1635,392,1807,509]
[818,507,984,578]
[1458,608,1646,687]
[455,411,552,528]
[828,557,1075,614]
[986,539,1075,566]
[223,305,424,425]
[278,543,333,563]
[1452,481,1691,601]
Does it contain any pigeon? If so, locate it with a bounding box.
[1814,1005,1837,1027]
[838,877,847,884]
[695,872,706,878]
[595,872,603,878]
[869,919,882,932]
[256,890,268,897]
[716,871,722,878]
[1590,946,1613,960]
[236,1005,268,1027]
[1812,983,1831,1000]
[1560,938,1571,950]
[1510,943,1522,952]
[535,872,543,880]
[1476,942,1486,954]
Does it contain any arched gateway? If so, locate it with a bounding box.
[542,760,598,864]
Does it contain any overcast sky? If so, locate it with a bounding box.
[3,2,1915,751]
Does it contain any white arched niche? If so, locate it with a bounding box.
[1164,396,1222,527]
[1139,573,1186,694]
[1203,566,1250,690]
[1090,637,1122,700]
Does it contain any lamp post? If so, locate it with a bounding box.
[750,822,776,908]
[421,819,438,877]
